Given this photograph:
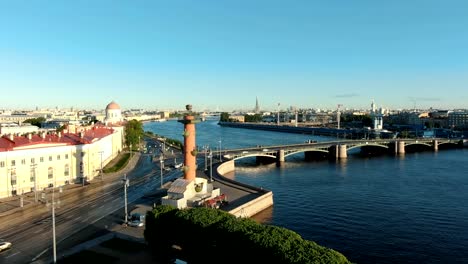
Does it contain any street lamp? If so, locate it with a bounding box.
[122,174,129,224]
[159,154,164,188]
[218,140,222,161]
[44,185,62,263]
[203,145,208,171]
[208,150,213,182]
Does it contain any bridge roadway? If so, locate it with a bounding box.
[205,138,462,163]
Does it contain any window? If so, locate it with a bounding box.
[48,167,53,179]
[11,160,16,167]
[21,159,26,165]
[11,170,17,185]
[57,155,61,160]
[40,157,44,162]
[31,158,35,164]
[0,161,4,168]
[65,154,69,159]
[64,164,70,176]
[49,156,52,161]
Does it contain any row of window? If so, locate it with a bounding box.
[0,154,70,168]
[9,164,70,186]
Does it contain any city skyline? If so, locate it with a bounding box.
[1,1,467,111]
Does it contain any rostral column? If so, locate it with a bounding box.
[178,104,198,181]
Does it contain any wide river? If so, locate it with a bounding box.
[144,119,468,264]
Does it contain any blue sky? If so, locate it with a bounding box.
[1,0,467,111]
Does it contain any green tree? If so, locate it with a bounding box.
[125,119,144,149]
[23,117,46,127]
[244,114,263,122]
[220,112,230,122]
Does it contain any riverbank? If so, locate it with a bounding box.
[218,121,395,139]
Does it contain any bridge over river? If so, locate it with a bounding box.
[205,138,463,166]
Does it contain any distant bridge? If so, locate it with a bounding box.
[205,138,462,166]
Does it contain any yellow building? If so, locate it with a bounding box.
[0,125,123,198]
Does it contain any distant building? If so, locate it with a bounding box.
[0,102,125,199]
[255,97,260,114]
[0,124,124,198]
[370,100,384,130]
[229,115,245,123]
[448,111,468,128]
[0,123,39,136]
[104,101,123,125]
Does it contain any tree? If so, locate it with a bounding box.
[23,117,46,127]
[125,119,144,149]
[220,112,230,122]
[244,114,263,122]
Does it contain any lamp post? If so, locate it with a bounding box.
[98,151,104,181]
[159,154,164,188]
[208,150,213,182]
[122,174,129,224]
[44,185,62,263]
[218,140,222,161]
[204,145,208,171]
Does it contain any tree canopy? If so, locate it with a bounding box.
[23,117,46,127]
[125,119,144,148]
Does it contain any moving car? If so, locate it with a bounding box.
[0,240,12,252]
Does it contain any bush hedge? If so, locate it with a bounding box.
[145,205,351,264]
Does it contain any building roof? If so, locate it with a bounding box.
[106,101,121,110]
[167,178,191,194]
[0,125,115,152]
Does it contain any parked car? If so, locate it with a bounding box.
[0,240,12,252]
[128,213,145,227]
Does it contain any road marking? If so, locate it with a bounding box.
[99,205,104,209]
[90,204,97,208]
[76,216,82,221]
[5,251,20,258]
[33,229,43,234]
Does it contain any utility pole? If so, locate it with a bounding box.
[218,140,222,161]
[159,154,164,188]
[45,186,62,263]
[204,145,208,171]
[208,150,213,182]
[122,175,129,224]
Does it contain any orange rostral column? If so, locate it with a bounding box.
[178,104,199,181]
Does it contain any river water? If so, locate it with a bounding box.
[144,119,468,264]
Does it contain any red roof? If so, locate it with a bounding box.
[0,126,115,152]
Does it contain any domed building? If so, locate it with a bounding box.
[104,101,123,125]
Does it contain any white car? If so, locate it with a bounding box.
[0,241,12,252]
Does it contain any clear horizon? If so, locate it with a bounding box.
[1,1,467,111]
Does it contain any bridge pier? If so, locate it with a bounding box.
[333,144,347,160]
[276,149,285,167]
[396,141,405,155]
[433,139,438,151]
